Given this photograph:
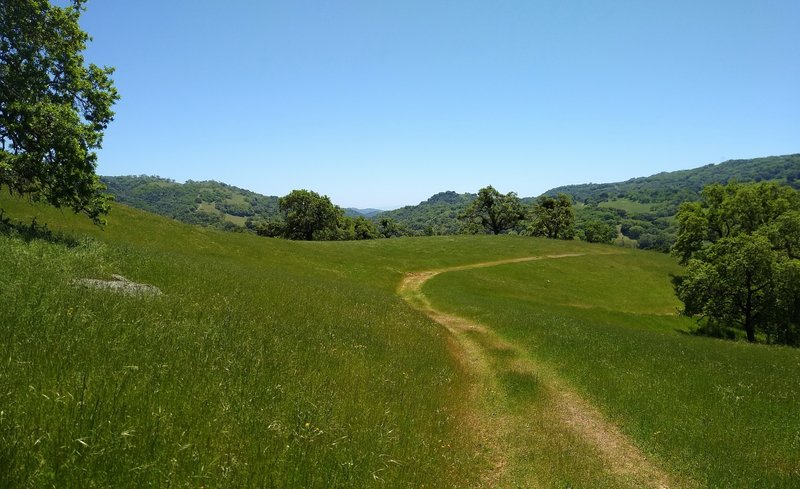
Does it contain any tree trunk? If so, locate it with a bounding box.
[744,282,756,342]
[744,314,756,342]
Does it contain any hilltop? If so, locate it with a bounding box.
[101,175,280,230]
[546,154,800,204]
[102,176,385,232]
[375,191,477,235]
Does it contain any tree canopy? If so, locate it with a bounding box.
[0,0,119,224]
[530,194,575,240]
[672,182,800,345]
[580,220,616,244]
[278,189,343,241]
[459,185,524,235]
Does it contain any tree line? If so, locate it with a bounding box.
[250,186,617,244]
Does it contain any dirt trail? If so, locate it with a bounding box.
[398,253,686,489]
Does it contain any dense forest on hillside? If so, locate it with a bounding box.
[546,154,800,204]
[101,176,280,230]
[376,191,476,235]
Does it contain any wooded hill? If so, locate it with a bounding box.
[102,154,799,245]
[101,176,280,230]
[546,154,800,204]
[102,175,382,232]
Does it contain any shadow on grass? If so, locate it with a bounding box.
[0,209,80,248]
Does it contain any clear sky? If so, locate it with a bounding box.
[76,0,799,209]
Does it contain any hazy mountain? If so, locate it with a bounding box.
[345,208,384,218]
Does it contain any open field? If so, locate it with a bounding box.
[424,250,800,488]
[2,192,799,487]
[598,198,657,214]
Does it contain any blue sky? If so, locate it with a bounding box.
[77,0,799,209]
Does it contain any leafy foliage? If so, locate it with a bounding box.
[672,182,800,344]
[547,154,800,205]
[0,0,119,224]
[549,154,799,251]
[459,185,525,234]
[102,155,799,248]
[579,220,616,244]
[278,189,342,240]
[529,194,575,239]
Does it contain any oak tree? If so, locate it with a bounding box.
[278,189,342,241]
[672,182,800,344]
[0,0,119,224]
[530,194,575,240]
[460,185,525,235]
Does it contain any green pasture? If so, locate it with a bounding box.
[0,193,593,487]
[425,249,800,488]
[3,191,799,487]
[598,198,656,214]
[0,196,494,487]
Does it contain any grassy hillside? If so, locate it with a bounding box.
[0,192,591,487]
[0,194,483,487]
[424,250,800,488]
[3,190,800,487]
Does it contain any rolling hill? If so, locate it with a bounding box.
[101,154,799,246]
[545,153,800,204]
[2,189,799,487]
[101,175,280,230]
[374,153,800,245]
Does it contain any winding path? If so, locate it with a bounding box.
[398,253,686,489]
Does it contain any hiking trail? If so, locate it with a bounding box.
[398,253,689,489]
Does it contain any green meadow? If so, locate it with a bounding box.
[2,192,799,487]
[425,250,800,488]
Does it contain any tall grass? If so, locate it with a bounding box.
[0,196,509,487]
[424,249,800,488]
[7,190,798,487]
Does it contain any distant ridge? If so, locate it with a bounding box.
[101,154,799,238]
[345,208,384,218]
[543,154,799,204]
[375,191,477,235]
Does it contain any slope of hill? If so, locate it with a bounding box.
[0,192,485,487]
[344,207,384,218]
[3,192,799,487]
[375,191,476,235]
[101,175,280,229]
[373,154,798,240]
[550,154,800,250]
[546,154,800,204]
